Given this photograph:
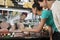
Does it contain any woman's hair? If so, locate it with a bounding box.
[32,3,43,11]
[0,21,2,23]
[36,5,43,11]
[32,3,40,8]
[38,0,44,2]
[34,0,38,3]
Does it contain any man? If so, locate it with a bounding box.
[51,0,60,32]
[9,12,28,32]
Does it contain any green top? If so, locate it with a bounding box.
[40,10,58,32]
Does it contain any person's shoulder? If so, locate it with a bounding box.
[42,10,50,13]
[42,10,52,16]
[40,10,50,19]
[52,1,60,6]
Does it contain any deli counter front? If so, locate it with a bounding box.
[0,7,50,40]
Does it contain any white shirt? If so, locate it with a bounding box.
[7,15,20,25]
[51,1,60,32]
[7,13,39,26]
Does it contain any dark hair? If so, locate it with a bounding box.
[34,0,38,3]
[38,0,44,2]
[32,3,43,11]
[0,21,2,23]
[32,3,40,8]
[36,5,43,11]
[21,12,28,17]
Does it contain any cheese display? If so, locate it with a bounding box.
[23,2,33,8]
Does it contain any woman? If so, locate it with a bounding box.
[24,1,59,40]
[31,2,53,40]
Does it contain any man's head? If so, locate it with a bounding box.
[38,0,55,9]
[20,12,28,20]
[47,0,55,9]
[38,0,46,8]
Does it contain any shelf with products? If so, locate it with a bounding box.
[0,8,40,32]
[12,0,34,8]
[0,7,31,22]
[0,0,34,9]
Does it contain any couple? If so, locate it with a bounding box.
[23,0,60,40]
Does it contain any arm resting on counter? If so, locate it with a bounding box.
[28,19,47,33]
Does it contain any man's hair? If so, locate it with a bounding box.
[0,21,2,23]
[21,12,28,17]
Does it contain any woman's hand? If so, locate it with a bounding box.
[22,19,47,33]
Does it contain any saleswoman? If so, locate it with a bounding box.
[31,1,52,40]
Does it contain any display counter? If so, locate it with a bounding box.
[0,29,49,39]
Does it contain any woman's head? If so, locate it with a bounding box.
[34,0,38,3]
[32,3,43,16]
[32,3,39,15]
[32,3,42,15]
[36,5,43,16]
